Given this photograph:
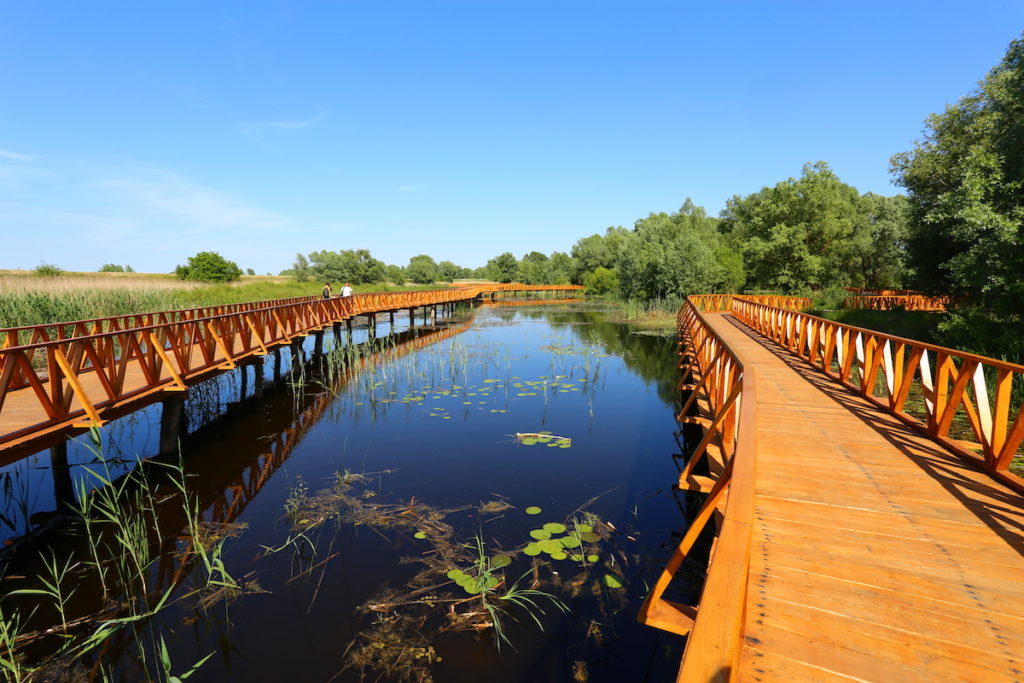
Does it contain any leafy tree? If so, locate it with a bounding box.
[386,264,406,285]
[125,265,134,273]
[720,162,875,292]
[406,254,441,284]
[174,252,242,282]
[438,260,462,282]
[307,249,387,284]
[570,227,630,284]
[891,32,1024,314]
[292,253,311,282]
[484,252,519,283]
[98,264,125,272]
[245,268,255,276]
[618,200,726,299]
[547,251,575,285]
[582,266,620,294]
[853,193,909,289]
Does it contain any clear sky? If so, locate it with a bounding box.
[1,2,1021,274]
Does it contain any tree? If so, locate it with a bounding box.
[570,227,630,284]
[98,264,125,272]
[617,200,726,299]
[583,266,619,294]
[125,265,134,273]
[720,162,874,292]
[306,249,387,284]
[292,253,311,282]
[246,268,255,276]
[174,252,242,282]
[891,32,1024,314]
[484,252,519,283]
[406,254,441,284]
[386,264,406,285]
[438,260,462,282]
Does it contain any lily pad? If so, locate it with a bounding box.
[491,554,512,569]
[530,529,551,540]
[550,551,568,561]
[587,554,599,563]
[543,522,567,534]
[525,506,542,515]
[521,438,537,445]
[446,569,465,581]
[603,574,624,589]
[581,532,601,543]
[570,554,584,562]
[576,523,593,533]
[523,542,542,556]
[414,531,427,540]
[560,536,581,549]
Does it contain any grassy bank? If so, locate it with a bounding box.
[0,271,452,329]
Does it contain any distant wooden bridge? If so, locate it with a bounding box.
[641,294,1024,681]
[0,283,581,462]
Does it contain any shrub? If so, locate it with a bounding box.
[174,252,243,282]
[34,263,64,277]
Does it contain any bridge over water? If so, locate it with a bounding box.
[1,286,1022,681]
[641,295,1024,681]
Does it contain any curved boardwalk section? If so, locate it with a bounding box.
[715,311,1024,681]
[643,296,1024,682]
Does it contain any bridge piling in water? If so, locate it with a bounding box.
[159,393,188,457]
[49,442,75,513]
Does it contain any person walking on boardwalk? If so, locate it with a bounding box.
[341,282,353,297]
[322,281,333,299]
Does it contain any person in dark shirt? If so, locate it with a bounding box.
[322,281,333,299]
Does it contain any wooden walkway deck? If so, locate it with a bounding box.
[708,311,1024,682]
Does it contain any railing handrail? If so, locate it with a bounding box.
[675,300,758,680]
[730,298,1024,479]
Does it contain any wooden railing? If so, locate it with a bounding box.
[843,294,951,312]
[0,284,581,452]
[731,298,1024,484]
[687,294,812,313]
[638,297,757,679]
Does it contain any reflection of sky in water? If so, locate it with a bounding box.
[1,302,688,682]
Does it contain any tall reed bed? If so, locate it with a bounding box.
[0,272,452,330]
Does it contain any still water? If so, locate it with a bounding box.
[3,301,690,682]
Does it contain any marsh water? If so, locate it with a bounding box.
[1,301,692,682]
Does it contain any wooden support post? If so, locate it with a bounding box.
[159,393,188,456]
[390,310,395,333]
[409,308,416,326]
[333,322,342,340]
[253,358,264,399]
[346,319,353,337]
[50,441,75,514]
[431,306,437,325]
[369,314,377,338]
[273,347,282,382]
[313,329,324,357]
[290,339,304,373]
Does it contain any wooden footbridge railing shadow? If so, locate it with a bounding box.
[641,294,1024,682]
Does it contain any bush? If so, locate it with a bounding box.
[174,251,243,282]
[583,267,620,295]
[34,263,63,277]
[98,264,125,272]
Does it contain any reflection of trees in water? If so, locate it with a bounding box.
[510,306,678,403]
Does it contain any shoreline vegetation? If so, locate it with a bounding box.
[0,271,452,330]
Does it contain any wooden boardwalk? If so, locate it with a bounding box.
[710,311,1024,681]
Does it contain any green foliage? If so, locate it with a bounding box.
[618,199,734,299]
[98,264,125,272]
[892,32,1024,316]
[305,249,387,284]
[438,260,461,282]
[406,254,441,284]
[582,266,619,294]
[385,264,406,284]
[174,251,242,282]
[291,253,311,281]
[484,252,519,283]
[245,268,255,276]
[570,227,630,284]
[33,263,63,277]
[720,162,902,293]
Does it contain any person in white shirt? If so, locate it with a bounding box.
[341,283,353,297]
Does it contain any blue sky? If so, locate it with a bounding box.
[1,2,1021,274]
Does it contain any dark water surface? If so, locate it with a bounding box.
[3,302,689,682]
